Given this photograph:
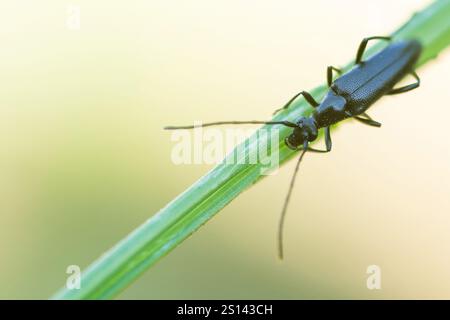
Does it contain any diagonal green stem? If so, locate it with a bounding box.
[52,0,450,299]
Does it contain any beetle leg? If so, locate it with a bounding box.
[354,113,382,127]
[324,126,332,151]
[298,126,332,153]
[327,66,342,87]
[273,90,319,115]
[387,71,420,95]
[361,112,374,120]
[355,36,391,64]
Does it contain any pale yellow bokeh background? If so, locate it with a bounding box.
[1,0,449,299]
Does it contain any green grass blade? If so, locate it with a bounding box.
[52,0,450,299]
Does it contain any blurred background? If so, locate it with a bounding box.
[1,0,449,299]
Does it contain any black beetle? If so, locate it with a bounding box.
[279,36,421,153]
[165,36,422,258]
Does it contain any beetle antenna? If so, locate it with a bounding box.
[278,141,308,260]
[164,120,298,130]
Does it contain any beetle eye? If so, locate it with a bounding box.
[284,136,297,150]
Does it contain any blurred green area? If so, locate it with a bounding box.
[1,0,450,299]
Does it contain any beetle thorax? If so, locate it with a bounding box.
[313,90,347,128]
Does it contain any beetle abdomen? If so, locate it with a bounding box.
[332,40,421,115]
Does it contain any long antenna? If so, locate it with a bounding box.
[278,141,309,260]
[164,120,298,130]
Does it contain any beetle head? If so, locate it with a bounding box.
[285,117,318,150]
